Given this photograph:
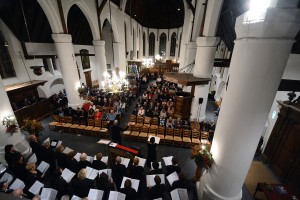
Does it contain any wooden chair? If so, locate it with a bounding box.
[91,119,101,136]
[69,120,79,134]
[173,128,183,146]
[150,117,158,129]
[84,119,94,136]
[201,131,211,145]
[182,129,192,148]
[164,128,174,145]
[130,125,140,141]
[62,116,73,133]
[49,115,59,130]
[191,129,201,145]
[123,130,131,140]
[157,127,165,141]
[138,125,149,142]
[143,117,151,128]
[77,122,86,135]
[55,116,66,131]
[127,114,136,126]
[136,116,144,127]
[148,127,157,138]
[100,120,109,138]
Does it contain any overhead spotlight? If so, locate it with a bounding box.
[4,40,9,47]
[177,8,180,11]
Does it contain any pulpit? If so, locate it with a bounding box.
[174,92,192,120]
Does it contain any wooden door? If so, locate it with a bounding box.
[84,71,92,88]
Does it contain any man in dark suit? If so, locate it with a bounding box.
[41,141,56,174]
[91,153,107,170]
[148,175,167,200]
[128,157,144,181]
[149,160,163,175]
[171,172,190,191]
[119,179,137,200]
[112,156,127,189]
[110,120,128,145]
[166,157,181,176]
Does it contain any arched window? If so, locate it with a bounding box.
[170,32,177,56]
[143,32,146,56]
[0,31,16,79]
[159,33,167,56]
[149,32,155,56]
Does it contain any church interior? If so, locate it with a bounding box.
[0,0,299,199]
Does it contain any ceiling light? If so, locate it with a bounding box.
[4,40,9,47]
[244,0,270,24]
[134,14,136,16]
[177,8,180,11]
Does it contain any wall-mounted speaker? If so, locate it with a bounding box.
[199,98,203,104]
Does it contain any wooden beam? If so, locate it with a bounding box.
[278,79,300,92]
[57,0,68,34]
[96,0,108,40]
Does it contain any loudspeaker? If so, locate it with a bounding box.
[199,98,203,104]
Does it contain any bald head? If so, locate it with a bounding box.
[133,157,139,166]
[115,156,121,164]
[12,188,24,197]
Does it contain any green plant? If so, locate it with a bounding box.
[191,145,213,169]
[22,118,44,137]
[2,116,19,134]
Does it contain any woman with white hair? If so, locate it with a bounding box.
[77,153,91,170]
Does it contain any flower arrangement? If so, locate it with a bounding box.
[77,87,86,97]
[22,118,44,137]
[191,145,213,169]
[2,116,19,134]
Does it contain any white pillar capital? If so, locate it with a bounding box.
[93,40,105,46]
[196,37,220,47]
[187,41,197,49]
[52,34,72,43]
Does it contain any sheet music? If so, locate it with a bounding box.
[86,167,99,180]
[170,188,189,200]
[63,147,73,154]
[57,141,63,146]
[135,156,146,167]
[148,136,160,144]
[97,139,111,144]
[9,178,25,190]
[162,156,173,166]
[109,142,117,147]
[29,180,44,195]
[120,157,130,168]
[14,142,27,154]
[99,169,112,178]
[108,191,126,200]
[37,161,50,174]
[0,163,6,174]
[43,138,50,144]
[101,156,108,164]
[0,172,13,184]
[41,188,58,200]
[151,162,162,170]
[61,168,75,183]
[87,189,104,200]
[146,174,165,187]
[50,141,57,147]
[28,153,37,163]
[22,147,32,158]
[167,172,179,186]
[120,177,140,192]
[153,198,163,200]
[71,195,81,200]
[73,153,81,162]
[87,155,93,163]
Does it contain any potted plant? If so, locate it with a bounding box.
[190,145,213,181]
[77,87,85,97]
[22,118,44,137]
[2,116,19,135]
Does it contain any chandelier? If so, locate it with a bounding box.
[101,68,128,93]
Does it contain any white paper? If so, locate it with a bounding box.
[87,189,104,200]
[57,141,63,146]
[120,157,130,168]
[86,167,99,180]
[9,178,25,190]
[37,161,50,174]
[120,177,140,192]
[108,191,126,200]
[50,141,57,147]
[41,188,58,200]
[153,198,163,200]
[61,168,75,183]
[135,156,146,167]
[109,142,117,147]
[146,174,165,187]
[43,138,50,144]
[167,172,179,186]
[101,156,108,165]
[87,155,93,163]
[71,195,81,200]
[22,147,32,158]
[98,169,112,178]
[97,139,111,145]
[28,153,37,163]
[14,142,28,154]
[148,136,160,144]
[170,188,189,200]
[162,156,173,166]
[73,153,81,162]
[63,147,73,154]
[151,162,162,170]
[0,163,6,174]
[29,180,44,195]
[0,172,13,184]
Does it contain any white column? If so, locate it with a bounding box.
[113,42,122,70]
[190,37,219,121]
[0,77,29,165]
[52,34,82,108]
[199,3,300,200]
[93,40,107,84]
[185,42,197,68]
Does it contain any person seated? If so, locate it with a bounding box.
[28,135,44,163]
[167,106,174,117]
[0,181,13,194]
[24,163,45,188]
[71,169,93,198]
[96,172,115,199]
[167,99,173,107]
[77,153,91,170]
[148,175,167,200]
[112,156,127,190]
[11,154,27,183]
[107,110,117,122]
[94,109,102,121]
[56,145,68,169]
[119,179,137,200]
[41,141,56,174]
[137,106,145,117]
[166,157,181,176]
[91,153,107,170]
[149,160,163,175]
[174,117,183,128]
[82,101,91,112]
[171,172,190,191]
[12,188,25,198]
[166,117,174,128]
[51,169,68,199]
[88,108,95,119]
[128,157,144,181]
[159,109,167,127]
[65,151,79,173]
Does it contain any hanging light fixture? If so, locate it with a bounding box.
[20,0,44,76]
[101,67,128,93]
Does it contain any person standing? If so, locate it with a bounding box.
[110,120,128,144]
[146,137,157,168]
